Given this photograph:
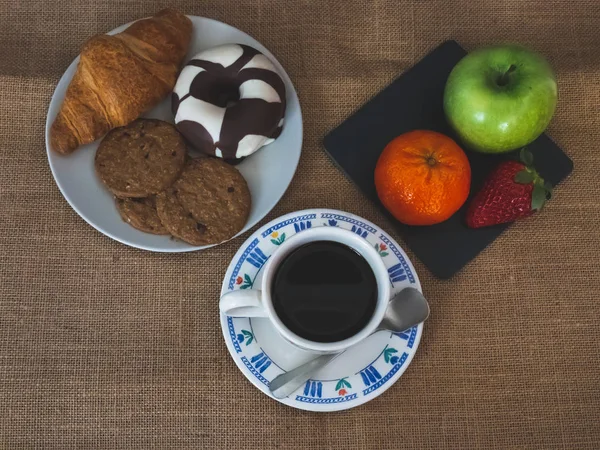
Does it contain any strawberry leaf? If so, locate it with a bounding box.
[520,148,534,166]
[531,185,547,211]
[515,170,534,184]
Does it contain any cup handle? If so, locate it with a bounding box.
[219,290,268,317]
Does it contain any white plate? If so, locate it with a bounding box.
[45,17,302,251]
[220,209,423,412]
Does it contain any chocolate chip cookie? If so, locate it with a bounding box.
[115,196,168,235]
[156,157,251,245]
[95,119,186,198]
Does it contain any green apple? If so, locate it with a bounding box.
[443,45,557,153]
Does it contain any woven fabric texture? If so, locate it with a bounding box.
[0,0,599,448]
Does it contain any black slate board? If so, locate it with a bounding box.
[323,40,573,279]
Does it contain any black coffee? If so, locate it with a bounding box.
[272,241,378,343]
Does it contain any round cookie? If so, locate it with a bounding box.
[156,158,251,245]
[115,196,169,235]
[95,119,187,198]
[172,43,286,160]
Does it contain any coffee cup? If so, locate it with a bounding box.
[219,227,391,354]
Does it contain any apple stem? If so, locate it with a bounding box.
[497,64,517,86]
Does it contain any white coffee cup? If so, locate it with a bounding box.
[219,226,391,354]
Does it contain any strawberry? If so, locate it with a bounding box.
[466,149,552,228]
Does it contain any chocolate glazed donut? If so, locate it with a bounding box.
[172,44,286,160]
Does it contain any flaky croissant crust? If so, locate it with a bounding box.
[50,8,192,154]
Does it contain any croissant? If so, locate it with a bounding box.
[50,9,192,154]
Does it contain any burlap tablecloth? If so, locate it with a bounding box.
[1,0,599,448]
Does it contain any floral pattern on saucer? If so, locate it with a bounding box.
[220,209,422,412]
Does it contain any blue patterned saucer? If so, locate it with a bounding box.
[219,209,422,411]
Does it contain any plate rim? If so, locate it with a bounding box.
[44,15,303,252]
[219,208,423,412]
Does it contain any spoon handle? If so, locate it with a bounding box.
[269,353,337,399]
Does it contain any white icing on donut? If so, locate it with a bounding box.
[172,44,286,160]
[239,79,281,103]
[174,65,205,95]
[195,45,244,67]
[241,54,279,72]
[175,96,225,143]
[236,135,271,158]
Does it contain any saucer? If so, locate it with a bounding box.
[219,209,423,411]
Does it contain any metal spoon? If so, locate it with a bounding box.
[269,287,430,399]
